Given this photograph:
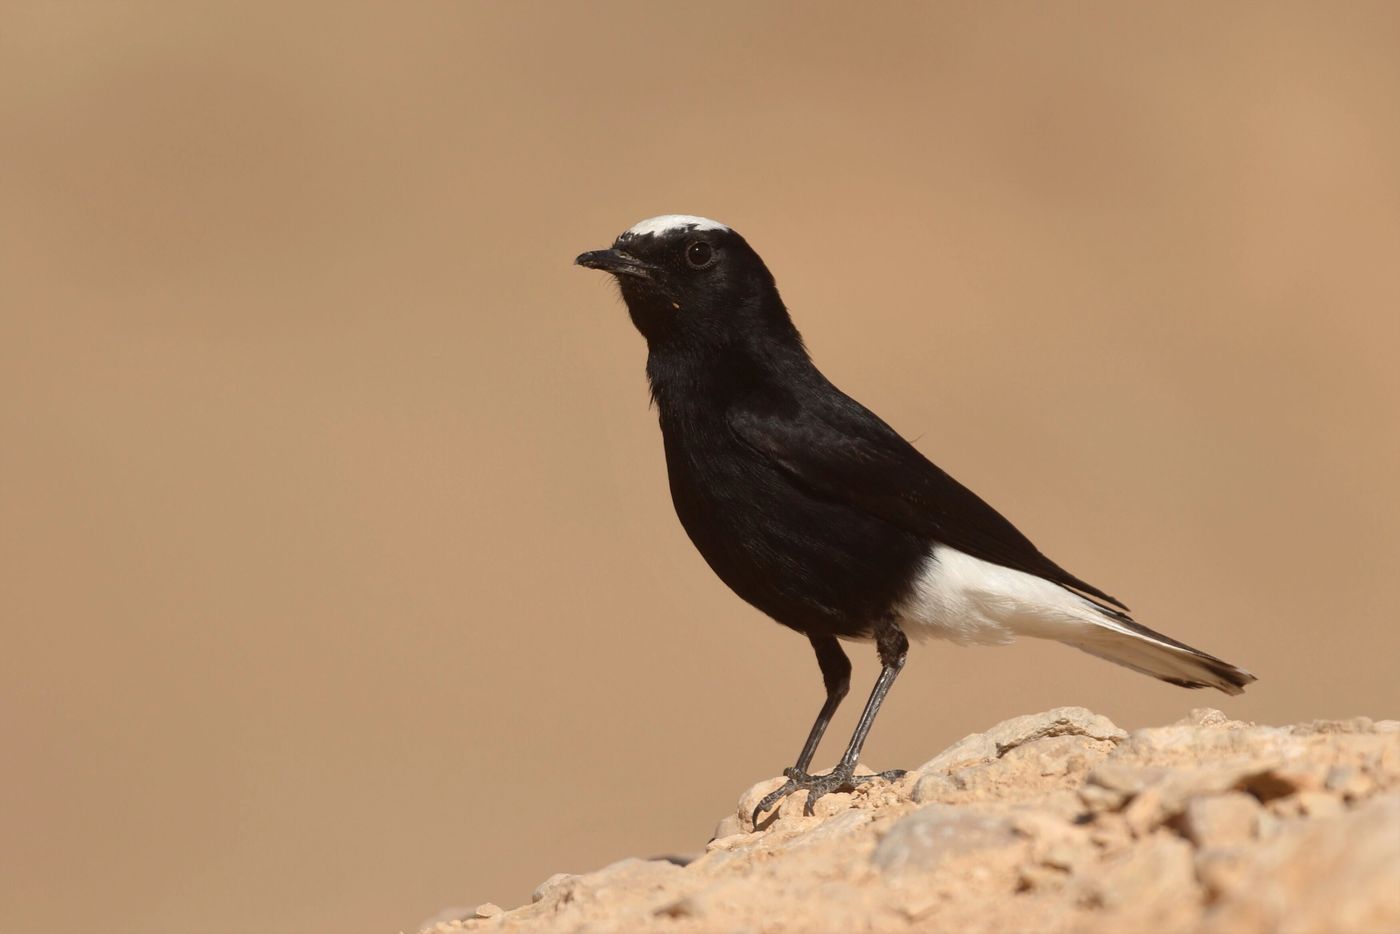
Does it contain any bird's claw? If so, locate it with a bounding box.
[750,765,907,828]
[750,770,806,827]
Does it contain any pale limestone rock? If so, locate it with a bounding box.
[1179,707,1233,727]
[704,831,748,852]
[1074,836,1201,934]
[917,706,1125,776]
[1194,845,1254,900]
[710,812,741,840]
[736,774,787,830]
[1178,792,1260,847]
[417,906,478,931]
[1294,790,1345,818]
[1326,763,1378,800]
[1122,785,1167,836]
[910,771,957,804]
[1202,793,1400,933]
[528,872,571,903]
[872,804,1020,875]
[434,709,1400,934]
[916,733,1117,805]
[808,789,854,818]
[786,807,875,850]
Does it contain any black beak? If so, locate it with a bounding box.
[574,249,653,280]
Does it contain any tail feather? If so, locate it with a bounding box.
[1069,613,1257,696]
[896,545,1257,696]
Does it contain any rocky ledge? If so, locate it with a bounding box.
[425,707,1400,933]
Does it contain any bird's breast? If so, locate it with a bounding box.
[656,412,926,638]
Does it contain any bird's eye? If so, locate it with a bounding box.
[685,241,716,269]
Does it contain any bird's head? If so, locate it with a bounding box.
[575,215,793,350]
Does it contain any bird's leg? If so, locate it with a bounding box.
[753,622,909,825]
[756,636,850,812]
[790,635,851,776]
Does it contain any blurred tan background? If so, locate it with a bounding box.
[3,3,1398,932]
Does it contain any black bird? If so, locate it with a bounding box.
[575,215,1256,823]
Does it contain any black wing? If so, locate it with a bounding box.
[727,383,1129,612]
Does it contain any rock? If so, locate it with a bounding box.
[1294,790,1345,819]
[808,789,854,818]
[1178,792,1260,847]
[1235,765,1312,801]
[529,872,571,904]
[431,708,1400,933]
[916,706,1125,776]
[1121,785,1167,836]
[787,807,874,849]
[914,718,1121,805]
[1180,707,1233,727]
[1087,760,1158,797]
[416,906,478,931]
[1202,793,1400,932]
[1079,832,1196,911]
[872,804,1020,875]
[1001,733,1114,782]
[705,831,748,852]
[710,812,742,840]
[1325,764,1377,800]
[1083,757,1336,832]
[737,774,788,830]
[1261,761,1329,794]
[1194,846,1253,900]
[911,771,957,804]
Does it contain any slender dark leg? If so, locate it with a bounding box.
[791,635,851,776]
[830,622,908,772]
[752,621,910,825]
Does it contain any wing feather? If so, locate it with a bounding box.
[727,385,1129,612]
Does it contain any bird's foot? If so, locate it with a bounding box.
[751,764,907,826]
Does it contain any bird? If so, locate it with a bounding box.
[575,214,1256,824]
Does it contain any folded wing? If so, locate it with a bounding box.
[726,383,1130,613]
